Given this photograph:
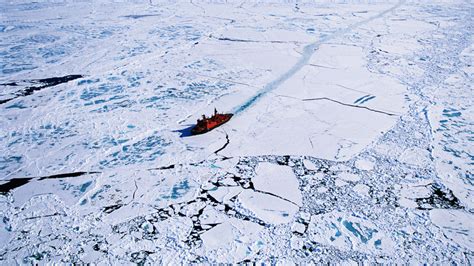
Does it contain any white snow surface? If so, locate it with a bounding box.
[0,0,473,264]
[252,162,302,206]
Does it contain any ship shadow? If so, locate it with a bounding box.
[174,125,195,138]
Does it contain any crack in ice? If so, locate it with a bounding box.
[0,171,100,195]
[302,97,399,116]
[214,132,230,155]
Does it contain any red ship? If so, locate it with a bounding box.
[191,108,233,135]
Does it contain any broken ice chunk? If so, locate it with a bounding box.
[354,159,375,171]
[303,159,317,170]
[238,190,299,224]
[291,222,306,234]
[252,162,302,206]
[338,172,361,182]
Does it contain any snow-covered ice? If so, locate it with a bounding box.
[0,0,473,264]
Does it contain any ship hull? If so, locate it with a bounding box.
[191,113,233,135]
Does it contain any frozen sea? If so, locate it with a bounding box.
[0,0,473,264]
